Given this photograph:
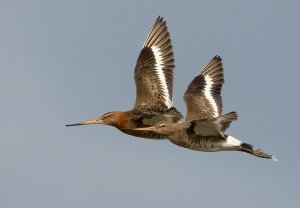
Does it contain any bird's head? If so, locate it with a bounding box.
[134,121,179,135]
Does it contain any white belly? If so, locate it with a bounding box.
[169,134,242,152]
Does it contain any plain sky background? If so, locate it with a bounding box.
[2,0,300,207]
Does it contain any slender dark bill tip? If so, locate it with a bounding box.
[65,123,84,127]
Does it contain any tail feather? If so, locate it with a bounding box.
[239,143,279,161]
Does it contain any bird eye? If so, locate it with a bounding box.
[160,124,166,128]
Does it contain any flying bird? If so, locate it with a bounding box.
[133,56,278,160]
[66,17,182,139]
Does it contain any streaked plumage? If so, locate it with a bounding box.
[134,56,278,160]
[66,17,182,139]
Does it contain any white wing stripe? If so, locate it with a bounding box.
[151,46,172,108]
[204,76,218,117]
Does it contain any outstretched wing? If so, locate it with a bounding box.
[187,112,238,138]
[183,56,224,122]
[134,16,175,109]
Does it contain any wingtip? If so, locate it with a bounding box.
[213,55,222,62]
[143,15,170,48]
[197,55,224,77]
[156,16,164,23]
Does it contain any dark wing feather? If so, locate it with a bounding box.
[183,56,224,122]
[134,16,175,110]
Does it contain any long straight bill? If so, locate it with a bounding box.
[66,119,103,127]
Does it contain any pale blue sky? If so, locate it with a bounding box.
[2,0,300,207]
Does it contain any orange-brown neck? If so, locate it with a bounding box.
[111,111,133,129]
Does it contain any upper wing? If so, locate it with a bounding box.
[187,111,238,138]
[134,16,174,109]
[183,56,224,122]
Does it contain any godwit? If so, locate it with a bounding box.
[133,56,278,160]
[66,17,182,139]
